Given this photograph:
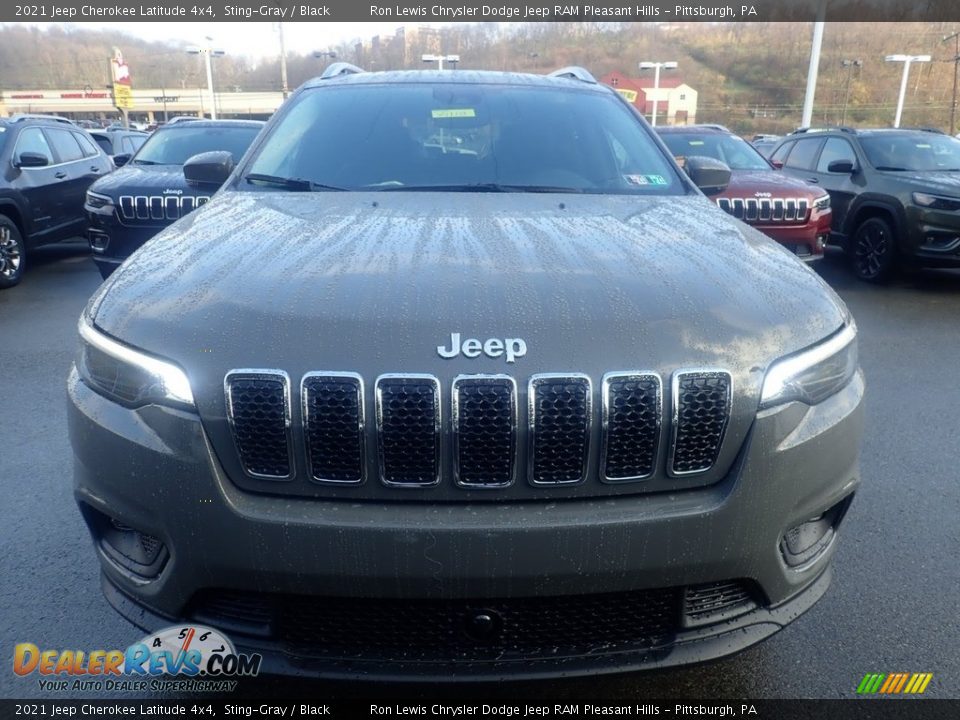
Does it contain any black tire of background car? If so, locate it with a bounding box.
[0,215,25,289]
[851,216,897,283]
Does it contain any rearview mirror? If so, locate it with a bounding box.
[827,159,856,174]
[684,155,731,196]
[112,153,131,168]
[14,152,49,168]
[183,151,233,187]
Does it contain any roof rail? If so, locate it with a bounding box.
[9,113,76,126]
[548,66,597,84]
[791,126,857,135]
[906,126,946,134]
[320,62,365,80]
[691,123,732,132]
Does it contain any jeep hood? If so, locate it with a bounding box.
[89,164,198,196]
[91,191,847,406]
[724,169,824,199]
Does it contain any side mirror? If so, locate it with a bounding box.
[770,159,784,169]
[112,153,131,168]
[14,152,49,168]
[684,155,731,196]
[183,151,233,187]
[827,159,856,174]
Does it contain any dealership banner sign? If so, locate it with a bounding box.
[110,47,133,110]
[5,0,960,22]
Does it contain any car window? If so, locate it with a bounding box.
[860,133,960,171]
[246,83,682,194]
[133,126,260,166]
[15,127,54,165]
[73,131,100,158]
[90,134,113,154]
[46,129,85,163]
[784,138,824,171]
[659,132,770,171]
[122,136,146,154]
[816,138,857,173]
[769,141,794,166]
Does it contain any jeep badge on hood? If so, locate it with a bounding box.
[437,333,527,363]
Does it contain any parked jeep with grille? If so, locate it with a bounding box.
[68,66,864,680]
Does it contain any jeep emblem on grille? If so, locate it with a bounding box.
[437,332,527,363]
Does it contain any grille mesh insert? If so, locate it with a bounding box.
[377,377,439,485]
[530,376,590,484]
[226,373,291,478]
[303,374,364,484]
[671,372,731,475]
[454,377,516,487]
[603,374,661,481]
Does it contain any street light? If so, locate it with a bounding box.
[638,61,677,127]
[840,59,862,126]
[943,32,960,136]
[422,54,460,71]
[186,38,225,120]
[884,54,931,128]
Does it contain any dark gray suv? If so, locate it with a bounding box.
[68,66,864,680]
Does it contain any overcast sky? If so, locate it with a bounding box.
[8,22,453,62]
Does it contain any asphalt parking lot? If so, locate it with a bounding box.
[1,241,958,700]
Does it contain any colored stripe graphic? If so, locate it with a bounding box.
[857,673,932,694]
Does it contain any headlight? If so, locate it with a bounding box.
[85,191,115,212]
[813,194,830,211]
[760,322,858,409]
[77,316,195,410]
[912,192,960,212]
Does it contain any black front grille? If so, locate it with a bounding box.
[717,197,809,223]
[226,372,291,479]
[529,375,591,485]
[670,371,732,476]
[376,376,440,486]
[190,586,684,663]
[453,376,516,487]
[602,373,661,481]
[302,374,364,484]
[118,194,209,224]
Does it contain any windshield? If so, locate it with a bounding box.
[132,125,260,166]
[660,132,771,171]
[860,133,960,171]
[244,83,682,194]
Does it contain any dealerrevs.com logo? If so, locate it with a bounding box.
[13,625,262,693]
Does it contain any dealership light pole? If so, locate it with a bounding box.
[944,31,960,136]
[638,60,677,127]
[422,54,460,71]
[885,54,931,128]
[276,23,289,99]
[840,59,862,126]
[800,1,827,129]
[186,39,225,120]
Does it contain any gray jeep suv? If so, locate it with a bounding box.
[68,66,864,680]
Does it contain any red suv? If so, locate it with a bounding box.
[658,126,831,261]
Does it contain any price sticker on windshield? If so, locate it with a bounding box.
[432,108,476,118]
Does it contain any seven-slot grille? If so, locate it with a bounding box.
[452,376,517,488]
[225,370,292,479]
[223,369,735,490]
[118,194,210,223]
[716,197,809,223]
[669,371,732,476]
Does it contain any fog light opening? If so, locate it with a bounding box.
[79,502,169,580]
[88,231,110,253]
[781,494,853,570]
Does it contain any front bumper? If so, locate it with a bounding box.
[905,205,960,267]
[68,367,865,678]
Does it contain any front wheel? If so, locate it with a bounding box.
[0,216,25,289]
[851,216,897,283]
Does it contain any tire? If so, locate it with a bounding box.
[0,215,25,289]
[850,216,897,283]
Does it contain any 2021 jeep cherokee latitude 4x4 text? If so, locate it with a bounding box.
[68,66,864,680]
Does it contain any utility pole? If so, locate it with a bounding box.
[278,23,289,99]
[840,59,862,126]
[944,31,959,136]
[186,39,225,120]
[801,0,827,129]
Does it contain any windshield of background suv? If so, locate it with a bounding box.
[245,83,682,194]
[132,125,260,166]
[860,133,960,172]
[660,132,771,171]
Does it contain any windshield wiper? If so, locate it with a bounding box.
[133,159,160,166]
[245,173,345,191]
[874,166,908,172]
